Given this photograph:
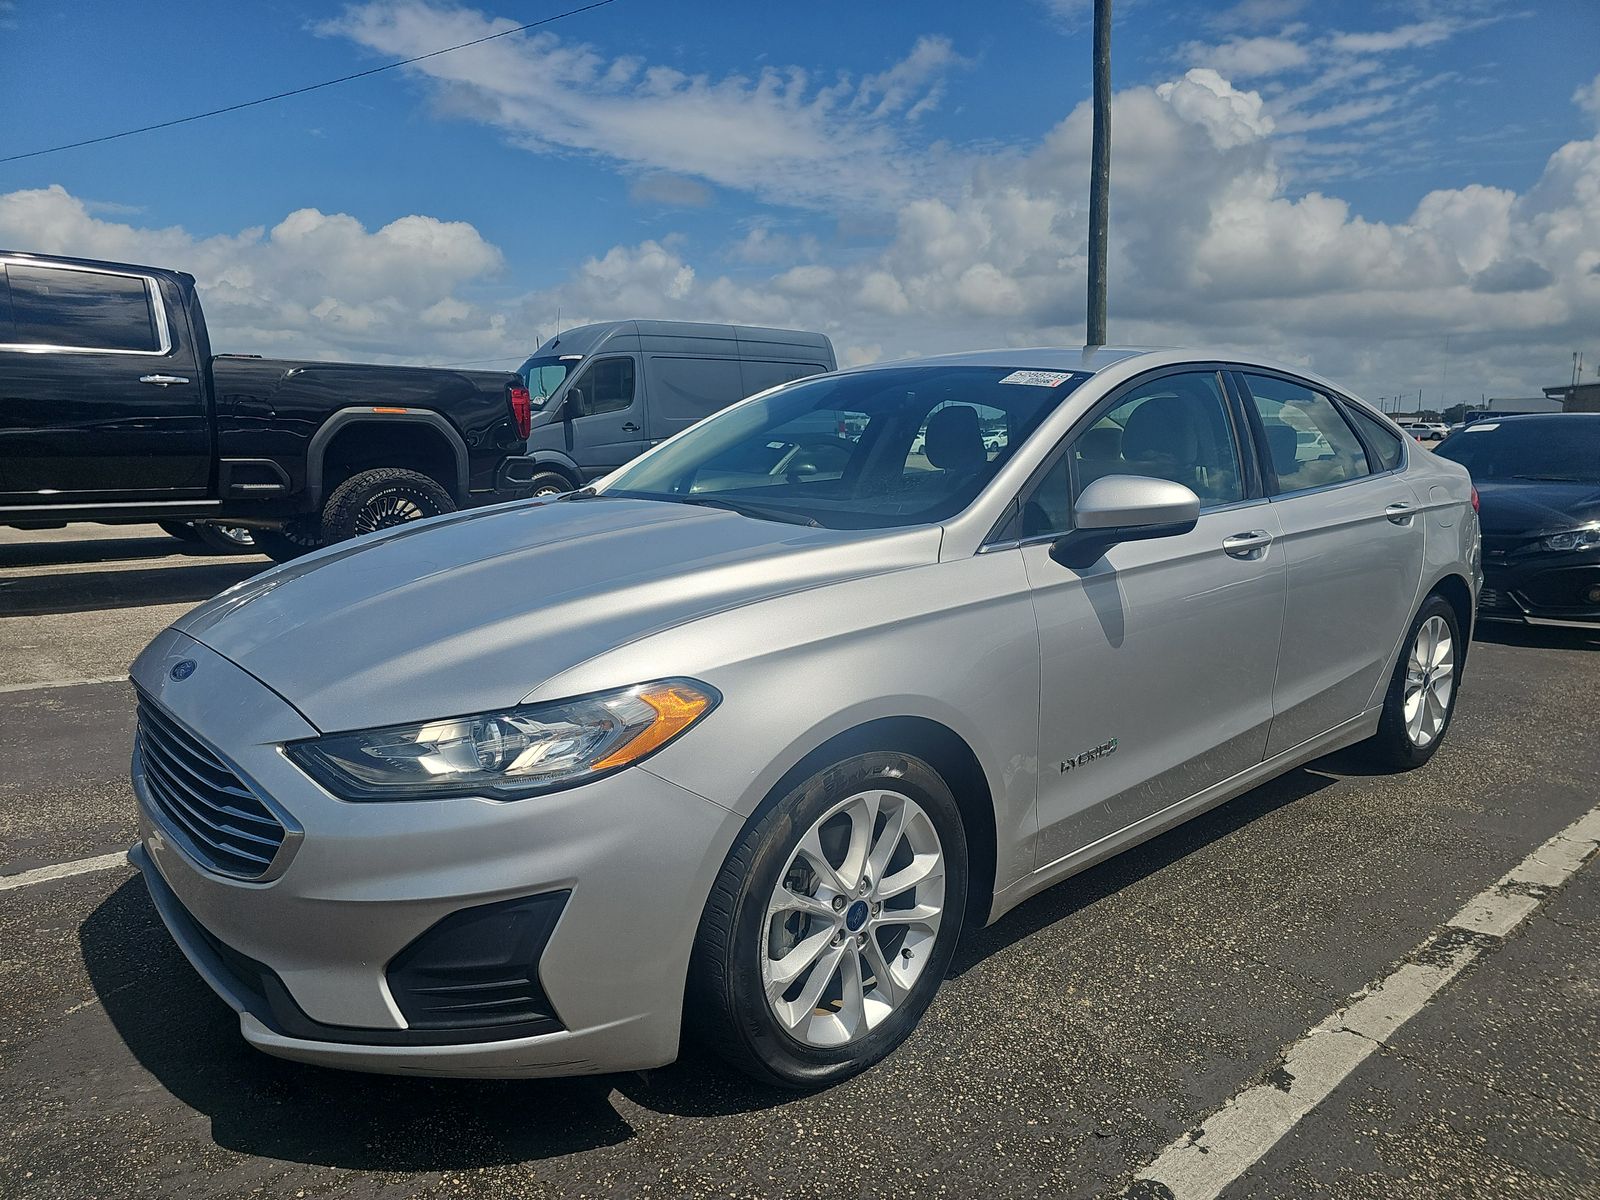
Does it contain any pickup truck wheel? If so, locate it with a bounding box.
[322,467,455,544]
[192,523,258,554]
[158,521,202,544]
[253,518,321,563]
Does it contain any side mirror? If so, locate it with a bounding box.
[1050,475,1201,569]
[560,388,582,420]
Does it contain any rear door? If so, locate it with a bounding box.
[561,354,645,477]
[1235,371,1423,755]
[1017,368,1287,866]
[0,260,208,502]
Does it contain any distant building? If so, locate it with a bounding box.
[1543,382,1600,413]
[1467,396,1565,422]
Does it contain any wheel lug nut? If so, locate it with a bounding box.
[831,895,847,912]
[872,902,882,916]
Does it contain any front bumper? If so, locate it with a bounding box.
[129,629,744,1078]
[1479,555,1600,628]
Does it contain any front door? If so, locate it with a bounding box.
[1234,371,1424,755]
[0,262,208,501]
[1015,369,1287,869]
[560,354,646,478]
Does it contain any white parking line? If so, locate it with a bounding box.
[1131,803,1600,1200]
[0,674,129,694]
[0,850,131,892]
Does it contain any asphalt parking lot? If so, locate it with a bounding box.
[2,523,1598,1199]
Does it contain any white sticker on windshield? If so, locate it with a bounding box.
[998,370,1075,387]
[1466,422,1499,432]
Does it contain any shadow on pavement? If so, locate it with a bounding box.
[0,533,222,569]
[0,560,268,616]
[80,763,1345,1151]
[1471,621,1600,651]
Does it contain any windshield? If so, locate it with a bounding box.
[517,355,580,406]
[1435,419,1600,483]
[603,365,1090,529]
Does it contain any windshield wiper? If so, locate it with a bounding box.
[678,495,822,527]
[558,487,600,500]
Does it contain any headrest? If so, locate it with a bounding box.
[1077,425,1122,461]
[1261,421,1299,477]
[1121,394,1199,462]
[925,405,986,473]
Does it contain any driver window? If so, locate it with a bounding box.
[568,357,635,418]
[1019,371,1244,539]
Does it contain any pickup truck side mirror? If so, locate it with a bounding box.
[1049,475,1201,569]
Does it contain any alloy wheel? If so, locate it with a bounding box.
[761,788,945,1048]
[353,494,427,536]
[1403,614,1455,747]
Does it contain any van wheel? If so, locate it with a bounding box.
[687,752,967,1089]
[1363,594,1462,770]
[253,518,321,563]
[527,471,573,498]
[321,468,455,544]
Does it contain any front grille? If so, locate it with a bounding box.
[136,698,286,880]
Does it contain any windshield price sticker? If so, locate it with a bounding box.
[999,370,1075,387]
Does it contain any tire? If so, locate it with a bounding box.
[158,521,202,543]
[253,518,322,563]
[527,470,575,499]
[1363,593,1463,770]
[687,751,968,1089]
[320,468,455,544]
[192,523,257,554]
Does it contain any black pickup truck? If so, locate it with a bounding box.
[0,251,539,560]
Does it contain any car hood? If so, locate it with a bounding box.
[1473,479,1600,538]
[175,498,941,732]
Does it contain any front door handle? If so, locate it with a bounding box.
[1385,502,1413,525]
[1222,530,1272,559]
[139,374,190,386]
[621,421,641,433]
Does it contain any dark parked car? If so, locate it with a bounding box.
[0,251,537,560]
[1434,413,1600,628]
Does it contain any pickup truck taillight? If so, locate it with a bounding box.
[509,383,532,440]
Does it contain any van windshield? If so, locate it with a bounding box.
[602,365,1089,529]
[517,355,578,406]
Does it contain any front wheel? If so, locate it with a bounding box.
[252,517,321,563]
[1364,594,1463,770]
[688,752,967,1089]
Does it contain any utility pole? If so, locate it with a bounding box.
[1086,0,1111,347]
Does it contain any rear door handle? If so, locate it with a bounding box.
[1222,530,1272,559]
[1385,502,1413,525]
[139,374,190,386]
[621,422,641,433]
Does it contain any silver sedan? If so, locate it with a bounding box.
[128,348,1480,1087]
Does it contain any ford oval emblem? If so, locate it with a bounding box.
[169,659,197,681]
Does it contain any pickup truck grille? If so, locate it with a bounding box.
[136,699,286,880]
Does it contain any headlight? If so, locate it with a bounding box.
[1541,524,1600,553]
[285,679,718,801]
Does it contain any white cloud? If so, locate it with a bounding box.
[321,4,967,212]
[1179,35,1310,79]
[627,174,713,209]
[1329,20,1458,55]
[0,185,516,363]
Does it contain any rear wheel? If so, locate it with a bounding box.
[192,523,257,554]
[688,751,967,1089]
[320,467,454,544]
[252,518,322,563]
[527,470,574,498]
[1364,594,1462,770]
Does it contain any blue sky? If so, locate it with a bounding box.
[2,0,1597,404]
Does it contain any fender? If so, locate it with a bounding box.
[304,408,470,506]
[523,449,586,487]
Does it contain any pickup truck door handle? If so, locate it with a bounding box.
[139,374,190,387]
[1384,502,1413,525]
[621,422,641,433]
[1222,530,1273,559]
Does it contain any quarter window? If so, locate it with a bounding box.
[1018,371,1244,539]
[1242,374,1371,493]
[4,264,161,352]
[569,357,635,418]
[1344,405,1406,472]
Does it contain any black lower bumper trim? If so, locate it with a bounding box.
[136,845,566,1047]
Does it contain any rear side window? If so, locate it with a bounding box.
[569,356,635,417]
[1345,405,1406,472]
[1242,374,1371,493]
[652,356,745,422]
[4,264,161,352]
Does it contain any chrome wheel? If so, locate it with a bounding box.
[1403,614,1455,748]
[761,788,945,1048]
[353,495,427,536]
[207,524,255,548]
